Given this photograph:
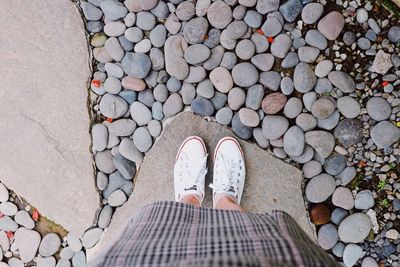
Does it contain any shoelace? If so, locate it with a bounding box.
[177,152,208,193]
[209,153,241,197]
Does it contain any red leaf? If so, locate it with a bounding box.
[6,231,13,240]
[32,209,39,221]
[267,37,274,43]
[257,28,265,35]
[382,81,389,87]
[106,118,113,123]
[91,79,101,88]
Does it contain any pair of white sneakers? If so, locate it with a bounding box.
[174,136,246,207]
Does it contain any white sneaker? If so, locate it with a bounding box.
[210,137,246,207]
[174,136,208,203]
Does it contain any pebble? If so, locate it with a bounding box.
[176,1,195,21]
[370,121,400,149]
[95,150,116,174]
[121,52,151,79]
[314,78,333,94]
[8,258,24,267]
[0,202,17,216]
[355,190,374,210]
[317,11,344,40]
[183,17,208,44]
[196,0,210,17]
[262,116,289,140]
[261,93,287,115]
[385,229,399,240]
[14,210,35,229]
[305,173,336,203]
[98,205,113,229]
[332,187,354,210]
[72,251,86,267]
[332,242,345,258]
[357,37,371,50]
[253,128,269,149]
[305,30,327,50]
[228,87,246,110]
[108,189,127,207]
[293,62,316,93]
[238,108,259,127]
[301,3,323,24]
[270,34,292,58]
[209,67,233,93]
[81,2,103,21]
[331,208,349,225]
[0,184,8,203]
[338,213,372,243]
[251,33,269,53]
[290,145,314,164]
[343,31,356,45]
[204,29,221,48]
[328,71,355,93]
[133,127,152,152]
[207,0,232,29]
[333,119,363,148]
[130,101,152,126]
[104,21,126,37]
[109,119,136,137]
[163,93,183,117]
[305,131,335,158]
[136,12,156,31]
[231,113,252,140]
[231,63,259,87]
[366,97,391,121]
[311,98,335,119]
[164,36,189,80]
[280,77,294,95]
[104,76,121,94]
[215,107,233,126]
[259,71,281,91]
[283,97,302,119]
[324,154,346,176]
[99,94,128,119]
[283,126,304,157]
[338,167,356,186]
[246,84,264,110]
[356,8,368,23]
[14,227,41,263]
[298,46,319,63]
[302,160,322,178]
[303,92,317,111]
[296,113,317,132]
[279,0,303,22]
[243,10,262,28]
[361,257,378,267]
[100,0,127,20]
[388,25,400,43]
[104,37,124,62]
[191,97,215,116]
[343,244,363,267]
[137,0,159,10]
[124,27,143,43]
[236,39,256,60]
[370,50,393,75]
[261,17,282,37]
[184,44,210,65]
[337,96,360,119]
[36,257,56,267]
[318,224,338,250]
[281,52,299,68]
[39,233,61,257]
[256,0,279,14]
[113,153,136,179]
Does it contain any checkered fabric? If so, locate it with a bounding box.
[88,201,339,267]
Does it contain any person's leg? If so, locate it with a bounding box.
[179,194,201,207]
[214,194,245,211]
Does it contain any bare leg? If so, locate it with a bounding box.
[179,194,201,207]
[215,195,245,212]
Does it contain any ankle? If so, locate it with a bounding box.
[179,194,202,207]
[214,193,237,208]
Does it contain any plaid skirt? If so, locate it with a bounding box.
[88,201,339,267]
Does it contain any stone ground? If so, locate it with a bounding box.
[89,111,314,256]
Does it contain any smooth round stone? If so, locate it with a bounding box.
[93,47,112,63]
[256,0,279,14]
[338,166,356,186]
[356,8,368,23]
[334,119,363,148]
[121,53,151,78]
[114,152,135,180]
[108,189,127,207]
[124,12,136,27]
[270,34,292,58]
[337,96,360,119]
[181,83,196,105]
[238,108,259,127]
[366,97,391,121]
[251,53,274,72]
[251,33,269,53]
[318,224,338,250]
[311,98,335,119]
[361,257,378,267]
[252,127,269,149]
[303,92,317,112]
[343,244,363,267]
[39,233,61,257]
[232,113,252,140]
[134,39,152,53]
[66,234,82,253]
[305,173,336,203]
[14,210,35,229]
[302,160,322,178]
[231,63,259,87]
[105,63,124,78]
[119,35,134,51]
[100,0,127,20]
[262,116,289,140]
[224,21,247,40]
[310,204,331,225]
[196,0,211,17]
[238,0,257,7]
[191,97,214,116]
[228,87,246,111]
[92,124,108,152]
[185,66,206,83]
[338,213,372,243]
[184,44,210,65]
[153,84,168,102]
[95,150,116,174]
[261,17,282,37]
[203,45,224,70]
[357,37,371,50]
[317,11,345,40]
[135,11,156,30]
[176,1,195,21]
[147,120,162,137]
[204,28,221,48]
[14,228,41,263]
[388,25,400,43]
[233,5,246,20]
[343,31,356,45]
[109,119,136,137]
[119,138,143,163]
[331,208,349,226]
[305,30,327,50]
[8,257,25,267]
[104,21,126,37]
[332,187,354,210]
[324,154,346,176]
[294,62,316,93]
[283,97,302,119]
[283,126,305,157]
[121,76,146,92]
[133,127,152,152]
[72,251,86,267]
[99,94,128,119]
[331,242,345,258]
[207,0,232,29]
[215,107,233,126]
[296,113,317,132]
[209,67,233,93]
[328,71,355,93]
[244,10,262,28]
[317,110,339,130]
[259,71,281,91]
[298,46,319,63]
[130,101,152,126]
[261,93,287,115]
[246,84,264,110]
[305,131,335,158]
[0,202,16,216]
[149,25,166,48]
[281,52,299,68]
[280,77,294,95]
[220,52,237,70]
[279,0,302,22]
[96,172,108,191]
[98,205,113,229]
[137,0,159,10]
[197,79,214,99]
[301,3,323,24]
[81,2,103,20]
[290,145,314,164]
[370,121,400,149]
[104,37,124,62]
[104,76,121,94]
[235,40,255,60]
[315,60,333,78]
[163,93,183,117]
[165,13,181,34]
[124,27,143,43]
[355,190,374,210]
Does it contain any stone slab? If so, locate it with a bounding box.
[90,112,315,258]
[0,0,99,236]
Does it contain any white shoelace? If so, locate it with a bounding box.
[177,152,208,197]
[209,154,241,198]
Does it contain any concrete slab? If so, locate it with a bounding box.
[0,0,99,236]
[91,112,315,257]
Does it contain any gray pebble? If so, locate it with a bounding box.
[215,107,233,126]
[133,127,152,152]
[39,233,61,257]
